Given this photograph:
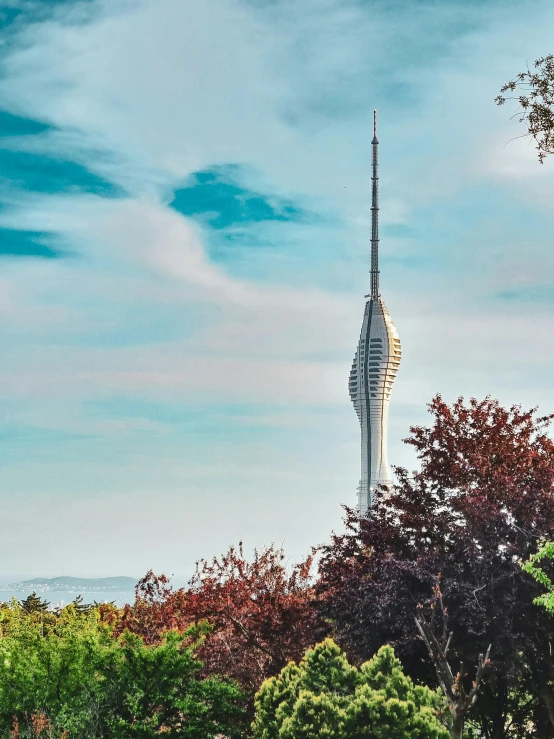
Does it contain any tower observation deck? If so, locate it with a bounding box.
[349,111,401,515]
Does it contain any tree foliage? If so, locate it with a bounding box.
[0,601,247,738]
[522,540,554,614]
[186,542,323,691]
[20,592,49,614]
[316,395,554,738]
[116,570,190,645]
[118,544,323,693]
[0,603,109,736]
[101,628,246,739]
[252,638,448,739]
[496,55,554,163]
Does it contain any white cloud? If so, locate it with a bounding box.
[0,0,288,193]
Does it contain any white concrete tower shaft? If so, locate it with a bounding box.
[348,111,401,515]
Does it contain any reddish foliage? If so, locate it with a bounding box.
[317,396,554,738]
[115,571,190,645]
[186,542,324,691]
[407,395,554,522]
[10,713,69,739]
[116,546,323,692]
[96,601,121,628]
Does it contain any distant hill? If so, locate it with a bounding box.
[0,576,137,593]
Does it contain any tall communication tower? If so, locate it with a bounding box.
[348,111,402,514]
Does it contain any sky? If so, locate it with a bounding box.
[1,0,554,581]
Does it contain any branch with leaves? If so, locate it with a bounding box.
[496,55,554,163]
[522,539,554,613]
[415,578,491,739]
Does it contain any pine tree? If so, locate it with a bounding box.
[20,592,49,614]
[252,639,448,739]
[70,595,92,614]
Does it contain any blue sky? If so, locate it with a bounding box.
[1,0,554,580]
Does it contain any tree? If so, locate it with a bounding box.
[115,570,189,645]
[415,578,491,739]
[496,55,554,163]
[316,395,554,738]
[20,592,49,614]
[0,601,248,738]
[252,638,448,739]
[522,540,554,613]
[102,627,247,739]
[0,603,115,736]
[70,595,92,614]
[111,544,322,707]
[186,542,324,692]
[116,545,322,694]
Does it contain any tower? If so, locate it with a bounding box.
[349,111,401,515]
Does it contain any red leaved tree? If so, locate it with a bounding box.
[185,542,324,691]
[116,571,189,645]
[317,396,554,739]
[116,545,323,693]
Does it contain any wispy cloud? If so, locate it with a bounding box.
[1,0,554,577]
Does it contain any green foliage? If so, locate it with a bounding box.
[69,594,92,615]
[0,601,247,738]
[102,628,246,738]
[496,55,554,163]
[252,638,448,739]
[522,539,554,613]
[0,603,112,735]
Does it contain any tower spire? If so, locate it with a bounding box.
[350,110,401,516]
[370,109,379,298]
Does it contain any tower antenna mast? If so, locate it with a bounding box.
[370,109,379,298]
[350,109,401,516]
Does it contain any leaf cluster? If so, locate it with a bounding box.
[522,540,554,614]
[252,638,448,739]
[496,55,554,162]
[186,542,324,691]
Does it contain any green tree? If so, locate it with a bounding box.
[252,638,448,739]
[103,628,247,739]
[523,540,554,613]
[0,603,112,735]
[0,602,248,738]
[70,594,92,614]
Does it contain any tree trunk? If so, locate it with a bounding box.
[534,702,554,739]
[450,712,465,739]
[539,686,554,731]
[487,680,508,739]
[490,711,508,739]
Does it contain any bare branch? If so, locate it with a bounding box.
[415,579,492,739]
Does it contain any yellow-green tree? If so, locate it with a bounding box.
[522,540,554,613]
[252,638,448,739]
